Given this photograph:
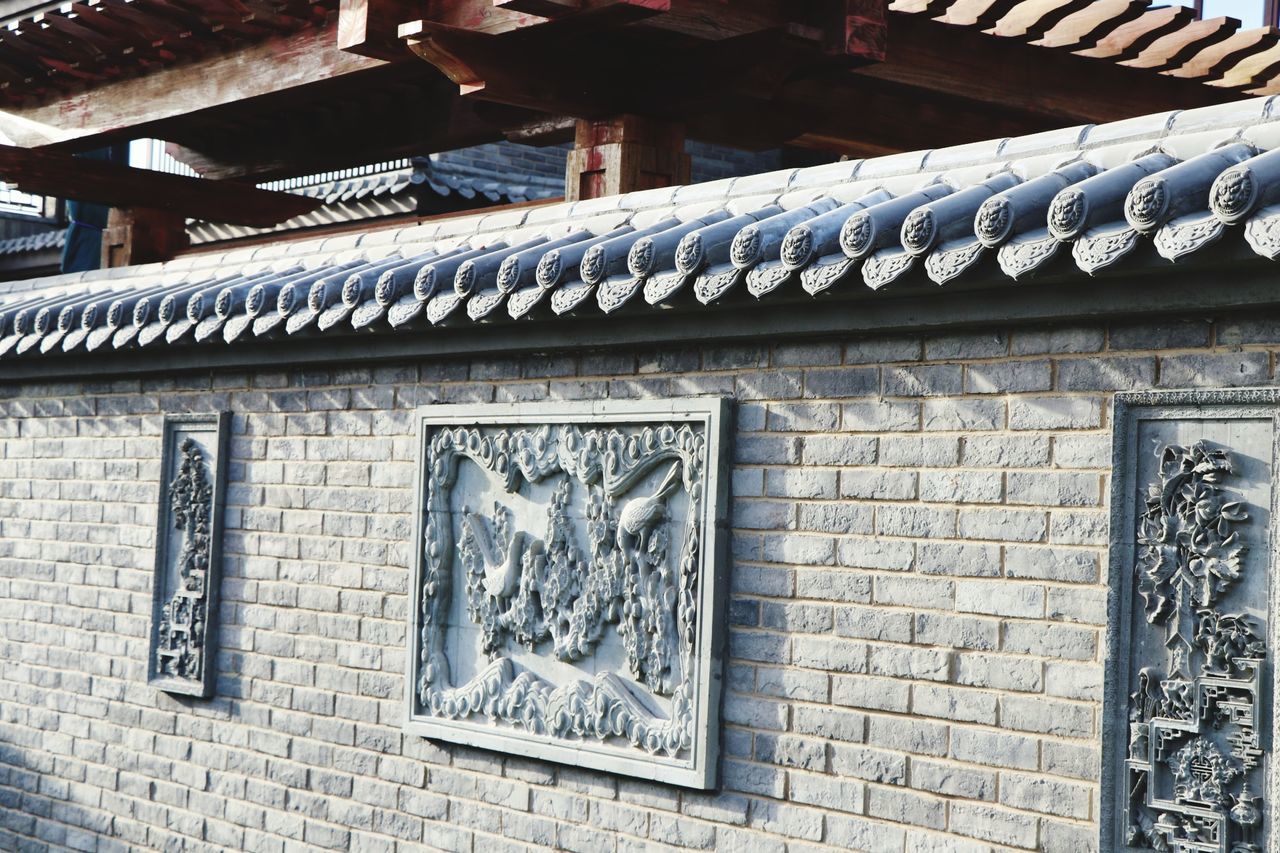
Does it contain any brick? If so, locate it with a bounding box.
[962,435,1049,468]
[840,469,917,500]
[965,361,1051,394]
[914,613,998,652]
[955,580,1045,618]
[880,435,960,467]
[803,367,879,399]
[919,470,1003,504]
[800,434,877,466]
[1008,396,1102,430]
[1159,351,1270,387]
[885,365,964,397]
[1055,356,1155,390]
[957,508,1046,543]
[1006,471,1100,507]
[842,400,920,431]
[924,331,1008,360]
[1110,319,1209,349]
[910,759,995,800]
[949,727,1039,771]
[948,803,1039,848]
[1001,695,1094,738]
[1011,326,1104,355]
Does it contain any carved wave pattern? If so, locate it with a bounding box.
[417,422,707,758]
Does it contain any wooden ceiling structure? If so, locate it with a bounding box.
[0,0,1273,228]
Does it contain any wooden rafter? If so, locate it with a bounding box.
[0,142,323,225]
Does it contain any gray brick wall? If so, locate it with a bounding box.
[2,314,1275,851]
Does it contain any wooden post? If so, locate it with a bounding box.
[101,208,190,268]
[565,115,690,202]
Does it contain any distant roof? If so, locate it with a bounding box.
[4,95,1280,370]
[189,147,564,245]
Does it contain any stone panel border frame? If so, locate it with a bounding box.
[147,411,231,698]
[404,398,732,789]
[1104,389,1280,852]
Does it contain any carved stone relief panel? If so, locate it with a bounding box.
[1105,391,1279,853]
[405,399,730,788]
[148,413,230,698]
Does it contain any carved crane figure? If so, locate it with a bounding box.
[461,505,534,599]
[616,463,682,553]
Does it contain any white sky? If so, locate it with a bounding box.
[1160,0,1269,28]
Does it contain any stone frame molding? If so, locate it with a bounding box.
[404,398,731,788]
[1103,389,1280,853]
[147,411,231,698]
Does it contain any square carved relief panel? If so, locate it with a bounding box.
[405,399,730,787]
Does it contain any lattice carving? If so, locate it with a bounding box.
[148,414,228,698]
[1122,441,1267,853]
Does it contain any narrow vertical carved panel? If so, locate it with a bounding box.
[1105,391,1278,853]
[148,413,230,698]
[405,399,730,788]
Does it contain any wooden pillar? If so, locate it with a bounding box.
[101,207,189,268]
[565,115,691,202]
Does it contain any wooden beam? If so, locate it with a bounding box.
[0,20,385,150]
[338,0,425,60]
[853,11,1228,126]
[0,144,323,226]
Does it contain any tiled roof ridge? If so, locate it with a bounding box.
[3,95,1280,362]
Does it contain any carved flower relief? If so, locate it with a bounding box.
[1125,178,1170,230]
[276,284,299,317]
[729,224,763,268]
[497,255,522,293]
[627,237,656,277]
[375,273,398,306]
[900,208,936,253]
[674,233,704,273]
[33,306,53,336]
[103,300,125,330]
[454,260,478,296]
[780,225,814,269]
[536,249,563,289]
[1048,188,1087,238]
[189,290,209,321]
[340,276,363,308]
[1211,167,1258,223]
[580,244,607,284]
[839,213,875,257]
[975,197,1012,245]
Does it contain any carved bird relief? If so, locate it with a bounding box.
[616,463,682,552]
[461,504,539,599]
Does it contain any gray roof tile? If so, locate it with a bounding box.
[12,95,1280,366]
